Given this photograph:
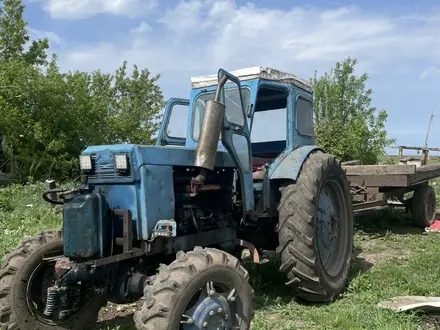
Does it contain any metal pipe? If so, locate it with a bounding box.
[182,184,222,192]
[214,75,229,102]
[194,100,226,170]
[194,74,229,171]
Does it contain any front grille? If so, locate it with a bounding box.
[87,155,130,180]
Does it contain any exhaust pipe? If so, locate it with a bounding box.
[194,75,228,171]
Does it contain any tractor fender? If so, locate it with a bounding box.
[268,145,324,181]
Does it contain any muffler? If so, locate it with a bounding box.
[194,75,228,171]
[194,99,225,170]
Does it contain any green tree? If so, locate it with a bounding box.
[0,0,164,181]
[312,58,395,164]
[0,0,48,64]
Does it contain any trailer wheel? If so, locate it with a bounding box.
[277,152,354,302]
[134,247,254,330]
[0,229,105,330]
[412,184,436,228]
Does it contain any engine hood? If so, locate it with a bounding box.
[82,144,235,168]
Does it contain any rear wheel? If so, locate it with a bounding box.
[0,229,105,330]
[134,247,254,330]
[276,152,354,302]
[412,184,436,228]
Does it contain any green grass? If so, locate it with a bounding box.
[2,183,440,329]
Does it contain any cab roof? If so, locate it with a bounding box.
[190,66,313,93]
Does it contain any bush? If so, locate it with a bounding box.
[312,58,395,164]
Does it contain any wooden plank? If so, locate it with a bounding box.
[341,160,361,166]
[347,175,409,187]
[343,165,416,176]
[409,163,440,185]
[392,145,440,152]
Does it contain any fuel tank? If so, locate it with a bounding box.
[63,192,110,259]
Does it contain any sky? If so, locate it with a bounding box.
[22,0,440,155]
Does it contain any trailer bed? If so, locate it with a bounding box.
[343,163,440,215]
[343,163,440,188]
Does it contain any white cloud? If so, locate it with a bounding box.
[28,28,63,45]
[420,66,440,80]
[30,0,158,19]
[49,1,440,99]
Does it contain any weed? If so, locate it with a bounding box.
[1,183,439,329]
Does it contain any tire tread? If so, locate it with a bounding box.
[276,152,353,302]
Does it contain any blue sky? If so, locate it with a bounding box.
[22,0,440,155]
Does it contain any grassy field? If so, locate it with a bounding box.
[2,182,440,329]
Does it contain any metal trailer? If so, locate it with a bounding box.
[343,146,440,227]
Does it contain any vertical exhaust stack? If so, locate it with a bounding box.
[191,75,228,195]
[194,99,225,170]
[194,75,228,171]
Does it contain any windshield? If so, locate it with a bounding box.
[192,87,251,140]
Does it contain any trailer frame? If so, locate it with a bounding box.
[343,146,440,227]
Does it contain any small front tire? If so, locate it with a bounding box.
[0,229,105,330]
[134,247,254,330]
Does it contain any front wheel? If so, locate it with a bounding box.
[277,152,354,302]
[134,247,254,330]
[0,229,105,330]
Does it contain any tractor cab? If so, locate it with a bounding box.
[157,67,315,213]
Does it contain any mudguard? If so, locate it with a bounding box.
[268,145,324,181]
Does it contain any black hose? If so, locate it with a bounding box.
[42,188,69,205]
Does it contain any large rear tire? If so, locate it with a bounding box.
[134,247,254,330]
[276,152,354,302]
[0,229,105,330]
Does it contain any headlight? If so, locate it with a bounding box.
[115,154,129,170]
[79,155,92,170]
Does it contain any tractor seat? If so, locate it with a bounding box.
[250,141,285,181]
[252,156,273,181]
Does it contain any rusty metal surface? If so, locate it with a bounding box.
[194,99,226,170]
[237,239,260,264]
[54,257,72,278]
[190,66,313,93]
[113,209,133,254]
[63,192,108,259]
[180,184,222,193]
[93,248,145,267]
[162,228,236,255]
[352,200,388,213]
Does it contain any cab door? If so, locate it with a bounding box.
[156,98,190,146]
[218,69,254,213]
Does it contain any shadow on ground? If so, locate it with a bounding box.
[96,314,135,330]
[93,208,427,328]
[240,245,375,312]
[354,208,427,238]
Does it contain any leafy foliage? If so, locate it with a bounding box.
[0,0,164,181]
[312,58,395,164]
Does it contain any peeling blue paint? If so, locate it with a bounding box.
[269,145,323,180]
[75,68,318,250]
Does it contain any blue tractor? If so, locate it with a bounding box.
[0,67,354,329]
